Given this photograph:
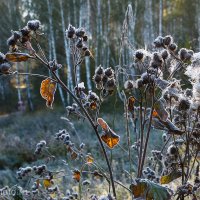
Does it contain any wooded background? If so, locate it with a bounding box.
[0,0,199,113]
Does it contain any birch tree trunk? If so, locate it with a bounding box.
[95,0,102,68]
[144,0,154,49]
[59,0,74,102]
[106,0,111,67]
[197,3,200,50]
[159,0,163,36]
[47,0,66,106]
[25,62,34,111]
[16,63,22,103]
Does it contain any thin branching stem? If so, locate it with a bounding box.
[34,53,117,199]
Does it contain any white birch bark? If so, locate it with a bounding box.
[47,0,66,106]
[59,0,74,101]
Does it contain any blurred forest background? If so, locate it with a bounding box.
[0,0,200,188]
[0,0,200,112]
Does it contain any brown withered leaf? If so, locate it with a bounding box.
[154,98,168,121]
[152,110,159,118]
[161,119,184,135]
[72,169,81,182]
[130,179,172,200]
[40,78,57,108]
[5,52,32,62]
[71,151,78,160]
[97,118,109,131]
[90,101,97,110]
[101,128,120,149]
[97,118,120,149]
[128,96,135,112]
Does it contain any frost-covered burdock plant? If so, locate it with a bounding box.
[0,8,200,200]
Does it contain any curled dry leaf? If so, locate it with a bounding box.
[86,154,94,164]
[43,179,53,189]
[97,118,120,149]
[97,118,109,131]
[128,96,135,112]
[154,98,168,121]
[40,78,57,108]
[160,170,182,184]
[162,119,184,135]
[71,151,78,160]
[130,179,172,200]
[152,110,159,118]
[5,52,33,62]
[90,101,97,110]
[101,129,120,149]
[73,169,81,182]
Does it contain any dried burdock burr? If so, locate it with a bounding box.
[82,45,88,51]
[179,48,192,61]
[161,49,169,60]
[152,52,164,67]
[102,75,108,85]
[75,27,85,37]
[185,89,193,97]
[83,35,88,42]
[141,72,150,84]
[104,67,114,77]
[13,31,21,40]
[84,49,91,57]
[95,65,104,76]
[163,35,173,46]
[168,43,177,51]
[21,26,30,36]
[124,80,134,90]
[135,50,144,60]
[7,36,17,46]
[167,145,178,155]
[178,98,190,110]
[106,78,116,91]
[136,78,143,88]
[76,38,83,48]
[66,24,76,38]
[88,91,99,102]
[154,36,164,48]
[0,62,11,74]
[93,74,102,84]
[27,20,41,31]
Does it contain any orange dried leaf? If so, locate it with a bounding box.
[130,181,146,198]
[101,128,120,149]
[5,53,32,62]
[90,101,97,110]
[152,110,159,118]
[71,151,78,160]
[128,96,135,112]
[86,154,94,164]
[97,118,109,131]
[154,99,168,121]
[73,170,81,182]
[40,78,57,108]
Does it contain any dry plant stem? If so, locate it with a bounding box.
[138,85,155,177]
[137,91,144,178]
[122,91,133,181]
[186,150,199,182]
[11,72,57,82]
[34,53,117,199]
